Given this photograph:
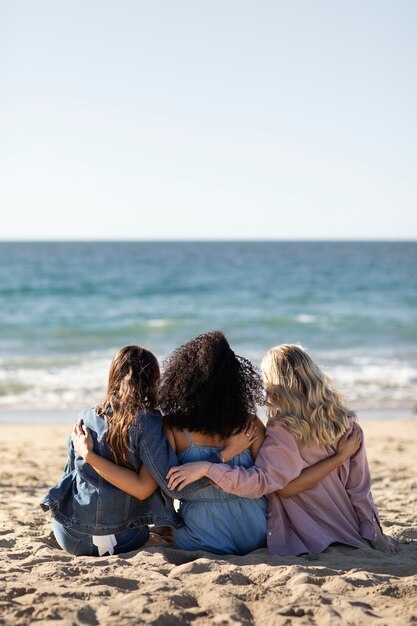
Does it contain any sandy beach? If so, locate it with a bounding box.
[0,419,416,626]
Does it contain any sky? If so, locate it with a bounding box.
[1,0,416,240]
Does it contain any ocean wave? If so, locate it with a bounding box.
[0,354,110,410]
[146,318,179,329]
[259,314,343,330]
[295,314,317,324]
[329,363,417,408]
[0,350,415,411]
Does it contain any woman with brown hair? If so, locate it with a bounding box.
[41,345,177,556]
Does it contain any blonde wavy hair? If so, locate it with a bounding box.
[97,345,160,468]
[261,344,356,446]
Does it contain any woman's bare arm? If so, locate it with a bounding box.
[249,417,266,458]
[167,424,362,494]
[216,415,265,462]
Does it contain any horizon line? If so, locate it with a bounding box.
[0,238,416,244]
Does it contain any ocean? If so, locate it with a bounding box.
[0,241,416,415]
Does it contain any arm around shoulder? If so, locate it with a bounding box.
[208,422,305,498]
[278,423,362,498]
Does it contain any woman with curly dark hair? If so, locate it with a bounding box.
[159,330,268,554]
[159,330,264,438]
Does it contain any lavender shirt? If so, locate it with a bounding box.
[208,421,379,556]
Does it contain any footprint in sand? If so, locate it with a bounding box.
[6,586,36,600]
[89,576,140,591]
[169,593,199,609]
[212,571,254,586]
[77,605,99,625]
[169,559,213,577]
[0,538,16,548]
[287,572,326,587]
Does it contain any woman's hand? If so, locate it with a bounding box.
[335,423,362,462]
[72,419,94,461]
[166,462,212,490]
[221,420,259,462]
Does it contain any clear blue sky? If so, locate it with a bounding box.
[1,0,416,240]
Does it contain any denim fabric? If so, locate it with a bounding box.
[174,440,267,555]
[41,407,183,534]
[135,410,212,499]
[52,518,149,556]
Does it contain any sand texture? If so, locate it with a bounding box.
[0,420,416,626]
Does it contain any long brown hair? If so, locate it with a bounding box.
[97,345,160,467]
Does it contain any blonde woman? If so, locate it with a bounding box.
[167,344,396,556]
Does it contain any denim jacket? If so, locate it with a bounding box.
[40,407,199,534]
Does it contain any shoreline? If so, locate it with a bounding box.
[0,406,415,425]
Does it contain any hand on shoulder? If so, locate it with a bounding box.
[72,419,94,460]
[221,414,265,461]
[336,423,362,462]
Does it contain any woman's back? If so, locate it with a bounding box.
[204,419,379,556]
[173,429,267,555]
[158,330,267,554]
[265,420,378,556]
[41,407,179,535]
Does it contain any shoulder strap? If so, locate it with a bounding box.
[182,429,193,445]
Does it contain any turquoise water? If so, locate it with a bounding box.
[0,241,416,411]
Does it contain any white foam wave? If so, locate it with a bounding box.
[0,351,415,411]
[326,359,417,408]
[295,314,317,324]
[0,355,109,410]
[146,318,173,328]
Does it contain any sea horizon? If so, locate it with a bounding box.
[1,238,416,243]
[1,241,416,415]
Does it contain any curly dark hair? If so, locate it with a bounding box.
[158,331,264,438]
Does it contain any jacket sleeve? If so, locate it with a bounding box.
[63,435,76,475]
[208,423,305,497]
[136,410,209,499]
[345,427,379,542]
